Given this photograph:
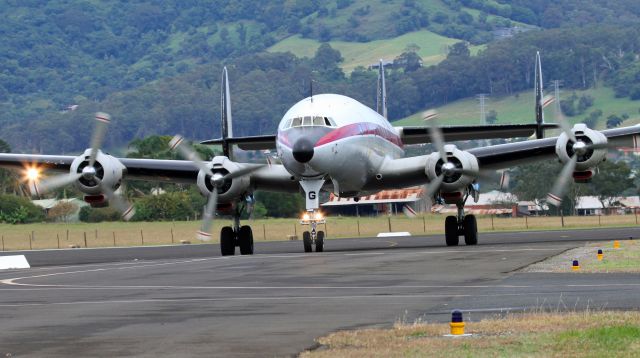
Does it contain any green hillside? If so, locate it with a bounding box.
[2,1,640,153]
[394,86,640,130]
[268,30,485,72]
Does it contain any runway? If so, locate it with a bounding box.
[1,227,640,357]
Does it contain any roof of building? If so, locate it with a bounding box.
[32,198,87,210]
[322,187,424,206]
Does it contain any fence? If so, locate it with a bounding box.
[0,214,638,251]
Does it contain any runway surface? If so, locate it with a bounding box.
[1,227,640,357]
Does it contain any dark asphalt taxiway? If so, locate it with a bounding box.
[1,227,640,357]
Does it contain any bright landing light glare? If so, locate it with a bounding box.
[25,167,40,181]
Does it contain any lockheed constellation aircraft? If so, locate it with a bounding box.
[1,52,637,255]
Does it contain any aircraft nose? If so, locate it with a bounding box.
[292,138,314,163]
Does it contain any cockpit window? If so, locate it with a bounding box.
[286,116,336,128]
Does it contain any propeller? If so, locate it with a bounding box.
[545,111,608,207]
[169,135,265,241]
[28,112,135,220]
[423,111,508,197]
[423,111,481,197]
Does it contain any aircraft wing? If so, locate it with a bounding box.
[371,125,640,190]
[201,135,276,151]
[397,124,557,144]
[0,153,297,191]
[199,124,558,150]
[469,124,640,170]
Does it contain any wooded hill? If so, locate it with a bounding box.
[2,1,640,153]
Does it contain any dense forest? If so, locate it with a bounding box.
[2,1,640,153]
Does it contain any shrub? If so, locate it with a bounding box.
[78,206,121,222]
[0,194,45,223]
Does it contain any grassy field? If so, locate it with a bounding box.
[394,86,640,129]
[302,311,640,357]
[568,240,640,273]
[268,30,484,73]
[0,214,637,251]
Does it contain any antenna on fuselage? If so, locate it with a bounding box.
[376,59,388,119]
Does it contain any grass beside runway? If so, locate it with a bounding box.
[302,311,640,357]
[524,239,640,273]
[0,214,638,251]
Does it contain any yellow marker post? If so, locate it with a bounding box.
[450,310,465,335]
[614,240,620,249]
[572,259,580,271]
[597,249,603,261]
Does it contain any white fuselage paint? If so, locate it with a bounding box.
[276,94,404,196]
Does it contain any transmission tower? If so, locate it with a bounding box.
[551,80,563,115]
[477,94,488,124]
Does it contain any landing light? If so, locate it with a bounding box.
[314,212,323,220]
[302,213,310,221]
[25,167,40,181]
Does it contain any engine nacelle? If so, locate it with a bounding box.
[425,144,479,193]
[555,123,607,175]
[70,149,125,196]
[197,156,251,206]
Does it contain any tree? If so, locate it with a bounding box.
[0,139,19,195]
[47,201,77,222]
[0,194,45,223]
[606,114,623,128]
[512,161,582,215]
[588,160,634,212]
[255,191,304,218]
[486,110,498,124]
[394,51,423,73]
[313,43,344,80]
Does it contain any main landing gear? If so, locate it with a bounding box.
[301,211,325,253]
[220,210,254,256]
[444,203,478,246]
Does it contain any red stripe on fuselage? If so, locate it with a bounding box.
[314,122,403,148]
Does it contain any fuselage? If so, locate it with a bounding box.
[276,94,404,197]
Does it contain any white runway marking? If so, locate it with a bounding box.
[0,291,570,308]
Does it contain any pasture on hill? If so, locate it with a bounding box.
[268,30,484,73]
[395,86,640,129]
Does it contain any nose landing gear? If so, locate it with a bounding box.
[301,210,326,252]
[299,179,327,253]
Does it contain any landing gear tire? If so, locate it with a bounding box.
[316,231,325,252]
[238,225,254,255]
[445,216,459,246]
[303,231,312,253]
[220,226,236,256]
[463,214,478,246]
